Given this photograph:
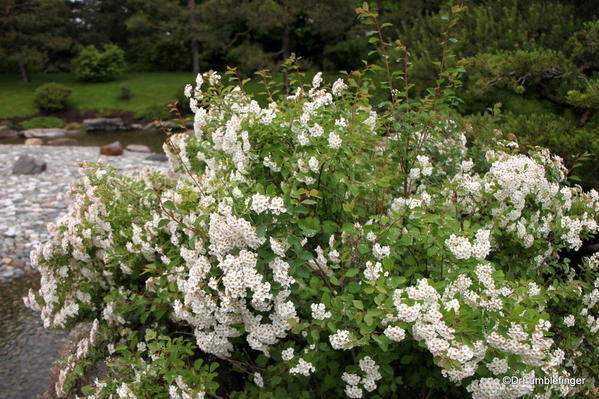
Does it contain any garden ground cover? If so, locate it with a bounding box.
[0,72,194,118]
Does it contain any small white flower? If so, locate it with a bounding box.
[312,72,323,88]
[282,347,295,361]
[328,132,342,149]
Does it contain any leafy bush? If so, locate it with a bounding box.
[119,84,132,100]
[19,116,65,130]
[323,38,371,72]
[134,104,171,121]
[33,83,72,112]
[74,44,126,82]
[25,7,599,399]
[226,41,275,76]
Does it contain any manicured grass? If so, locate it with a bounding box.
[0,72,195,118]
[0,71,337,119]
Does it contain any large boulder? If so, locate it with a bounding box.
[83,118,127,132]
[44,322,111,399]
[100,141,124,156]
[126,144,151,153]
[12,154,47,174]
[0,125,18,139]
[22,128,69,138]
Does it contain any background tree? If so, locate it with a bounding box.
[125,0,201,72]
[0,0,71,82]
[67,0,131,50]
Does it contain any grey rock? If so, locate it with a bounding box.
[126,144,151,153]
[142,122,158,131]
[4,229,17,237]
[144,121,185,132]
[22,128,69,138]
[131,123,144,130]
[83,118,127,132]
[157,120,185,132]
[145,153,168,162]
[12,154,47,175]
[0,125,18,139]
[45,322,110,399]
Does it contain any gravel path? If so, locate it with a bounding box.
[0,145,168,282]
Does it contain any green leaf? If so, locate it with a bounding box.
[322,220,339,234]
[345,268,360,277]
[298,217,321,237]
[400,354,412,365]
[352,300,364,310]
[373,334,390,351]
[348,281,361,293]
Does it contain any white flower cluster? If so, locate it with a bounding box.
[383,325,406,342]
[452,150,598,253]
[311,303,332,320]
[250,193,287,215]
[372,243,390,260]
[281,347,295,361]
[329,329,352,350]
[169,375,205,399]
[364,261,383,281]
[341,356,382,398]
[445,229,491,260]
[289,358,316,376]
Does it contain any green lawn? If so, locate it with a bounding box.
[0,72,195,118]
[0,71,337,119]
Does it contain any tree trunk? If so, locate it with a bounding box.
[191,40,199,75]
[282,21,290,94]
[18,60,29,83]
[577,109,595,128]
[188,0,199,75]
[377,0,383,16]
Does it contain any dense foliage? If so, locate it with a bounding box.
[19,116,65,129]
[74,45,126,82]
[25,6,599,398]
[33,82,72,112]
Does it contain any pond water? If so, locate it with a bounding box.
[2,130,168,153]
[0,273,66,399]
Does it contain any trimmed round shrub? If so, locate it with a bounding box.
[74,44,126,82]
[33,83,71,112]
[19,116,65,130]
[119,84,132,100]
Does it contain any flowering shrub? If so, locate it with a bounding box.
[25,6,599,399]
